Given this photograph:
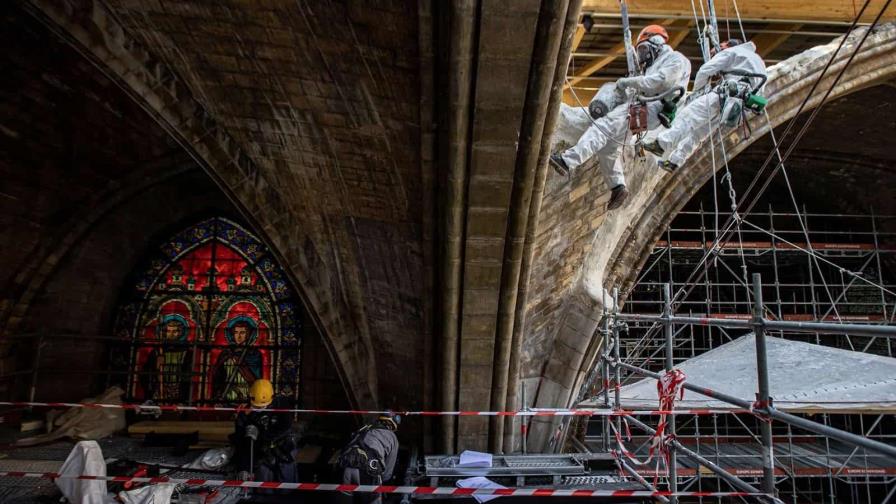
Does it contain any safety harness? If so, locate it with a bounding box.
[337,425,387,477]
[715,70,768,131]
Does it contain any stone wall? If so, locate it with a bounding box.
[0,6,348,408]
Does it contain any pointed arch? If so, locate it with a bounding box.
[114,217,302,405]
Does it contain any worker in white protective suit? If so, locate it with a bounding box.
[644,39,767,171]
[551,24,691,210]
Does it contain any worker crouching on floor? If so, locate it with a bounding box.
[550,24,691,210]
[644,38,768,172]
[231,378,299,484]
[337,412,400,504]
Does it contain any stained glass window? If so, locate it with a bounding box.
[113,217,301,405]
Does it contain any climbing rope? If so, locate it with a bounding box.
[739,219,896,299]
[730,0,748,41]
[619,0,887,368]
[762,111,847,326]
[633,0,882,325]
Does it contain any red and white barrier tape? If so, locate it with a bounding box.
[0,401,746,417]
[0,471,763,498]
[610,369,687,486]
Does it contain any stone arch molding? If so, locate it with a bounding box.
[526,22,896,451]
[22,0,378,409]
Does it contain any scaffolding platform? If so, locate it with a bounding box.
[416,453,639,499]
[585,436,896,478]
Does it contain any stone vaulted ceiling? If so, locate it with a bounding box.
[10,0,896,455]
[18,0,580,453]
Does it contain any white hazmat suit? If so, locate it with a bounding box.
[560,44,691,188]
[657,41,767,167]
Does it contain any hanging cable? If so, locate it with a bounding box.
[696,0,712,62]
[715,126,753,305]
[739,220,896,298]
[620,0,883,362]
[652,0,879,316]
[764,111,846,324]
[695,0,892,307]
[730,0,747,41]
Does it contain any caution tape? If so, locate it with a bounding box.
[0,401,748,417]
[0,471,764,497]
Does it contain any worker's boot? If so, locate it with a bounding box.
[550,153,570,177]
[642,140,664,157]
[607,184,629,210]
[657,159,679,173]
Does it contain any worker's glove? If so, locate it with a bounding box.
[616,76,641,92]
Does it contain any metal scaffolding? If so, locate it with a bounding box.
[582,208,896,503]
[622,208,896,370]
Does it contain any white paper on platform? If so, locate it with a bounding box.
[456,476,505,503]
[457,450,493,468]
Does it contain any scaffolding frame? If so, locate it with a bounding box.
[593,273,896,503]
[579,208,896,502]
[622,208,896,374]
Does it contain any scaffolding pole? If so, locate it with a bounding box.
[752,273,776,496]
[623,416,776,502]
[601,292,611,451]
[662,284,679,503]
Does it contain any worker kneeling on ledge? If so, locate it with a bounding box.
[337,412,400,504]
[644,38,768,173]
[550,24,691,211]
[231,378,299,484]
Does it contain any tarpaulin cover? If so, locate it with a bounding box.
[589,334,896,412]
[16,387,127,446]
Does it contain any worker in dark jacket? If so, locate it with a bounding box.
[338,413,400,504]
[231,379,298,484]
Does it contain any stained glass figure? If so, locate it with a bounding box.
[115,218,302,406]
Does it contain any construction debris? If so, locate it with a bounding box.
[16,388,126,447]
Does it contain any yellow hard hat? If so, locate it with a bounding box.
[249,379,274,408]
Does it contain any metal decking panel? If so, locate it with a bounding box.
[424,454,586,477]
[585,436,896,478]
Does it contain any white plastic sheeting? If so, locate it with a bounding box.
[602,334,896,412]
[55,440,114,504]
[55,440,179,504]
[118,483,177,504]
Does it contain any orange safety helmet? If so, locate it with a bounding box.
[637,24,669,44]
